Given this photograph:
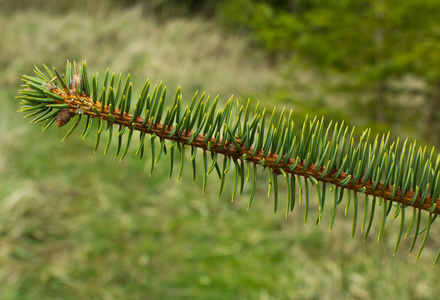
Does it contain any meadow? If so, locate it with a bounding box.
[0,6,439,300]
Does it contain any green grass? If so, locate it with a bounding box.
[1,7,440,300]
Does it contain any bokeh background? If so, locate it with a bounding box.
[1,0,440,299]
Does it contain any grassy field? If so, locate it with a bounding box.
[1,7,440,300]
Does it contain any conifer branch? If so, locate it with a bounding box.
[16,61,440,264]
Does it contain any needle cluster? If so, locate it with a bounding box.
[16,60,440,264]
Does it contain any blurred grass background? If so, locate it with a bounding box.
[1,1,440,299]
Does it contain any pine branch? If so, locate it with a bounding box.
[16,60,440,265]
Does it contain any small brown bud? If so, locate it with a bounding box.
[56,109,74,127]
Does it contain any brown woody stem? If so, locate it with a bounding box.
[53,87,440,215]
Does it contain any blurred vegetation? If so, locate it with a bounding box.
[217,0,440,145]
[1,0,440,299]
